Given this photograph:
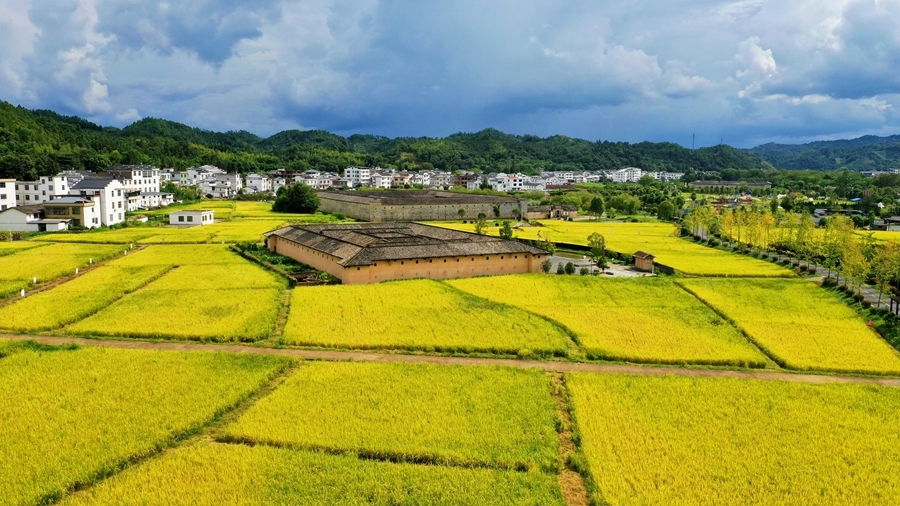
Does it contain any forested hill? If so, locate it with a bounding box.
[1,99,893,180]
[747,135,900,172]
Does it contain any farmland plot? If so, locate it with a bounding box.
[222,362,560,472]
[281,279,572,355]
[447,275,766,366]
[0,263,172,331]
[568,373,900,506]
[66,245,284,341]
[0,346,290,506]
[0,243,123,298]
[678,278,900,374]
[0,241,46,255]
[62,442,564,506]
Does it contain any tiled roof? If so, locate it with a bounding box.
[267,223,548,267]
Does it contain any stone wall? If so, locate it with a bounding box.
[318,193,528,222]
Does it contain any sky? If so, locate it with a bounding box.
[1,0,899,148]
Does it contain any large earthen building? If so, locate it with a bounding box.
[317,190,527,222]
[265,223,549,284]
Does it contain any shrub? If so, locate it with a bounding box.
[564,262,576,275]
[556,263,565,275]
[580,267,590,276]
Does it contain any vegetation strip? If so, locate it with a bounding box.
[548,373,590,506]
[2,335,899,386]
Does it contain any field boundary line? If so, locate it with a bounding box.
[57,357,298,505]
[3,335,899,386]
[0,244,148,308]
[672,281,786,369]
[548,372,591,506]
[437,280,584,356]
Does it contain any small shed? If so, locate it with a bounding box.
[633,251,655,272]
[170,210,214,226]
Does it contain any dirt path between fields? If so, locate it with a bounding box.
[4,334,900,387]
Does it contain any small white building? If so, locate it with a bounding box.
[0,204,69,232]
[170,210,214,226]
[245,173,272,193]
[0,178,15,211]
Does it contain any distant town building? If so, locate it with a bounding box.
[0,178,14,211]
[0,204,69,232]
[15,176,69,205]
[265,223,549,284]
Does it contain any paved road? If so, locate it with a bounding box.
[3,334,899,387]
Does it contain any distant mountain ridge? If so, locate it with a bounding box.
[0,100,898,180]
[746,135,900,171]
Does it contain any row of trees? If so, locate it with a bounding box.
[686,205,900,306]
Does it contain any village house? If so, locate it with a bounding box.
[169,210,214,226]
[0,178,14,211]
[265,222,549,284]
[0,204,69,232]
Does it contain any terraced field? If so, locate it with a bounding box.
[568,373,900,506]
[447,275,767,366]
[428,220,793,277]
[678,278,900,374]
[0,345,290,506]
[281,279,573,355]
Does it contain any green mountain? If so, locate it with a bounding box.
[4,100,893,181]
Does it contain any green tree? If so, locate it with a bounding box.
[541,258,552,273]
[474,213,488,235]
[499,220,513,239]
[492,204,501,219]
[272,184,320,213]
[564,262,576,275]
[512,207,522,221]
[587,232,607,273]
[457,208,466,220]
[556,263,565,274]
[656,201,675,221]
[588,197,605,218]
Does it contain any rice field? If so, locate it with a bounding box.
[280,279,572,355]
[678,278,900,374]
[141,200,235,217]
[222,362,560,472]
[0,346,290,506]
[567,373,900,506]
[31,228,161,244]
[0,241,46,255]
[65,245,285,341]
[0,263,172,331]
[427,220,793,277]
[447,275,766,366]
[61,442,564,506]
[0,243,124,298]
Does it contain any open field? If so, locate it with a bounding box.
[31,228,161,244]
[65,245,284,341]
[0,263,172,332]
[427,220,793,277]
[447,275,767,366]
[62,442,564,506]
[678,278,900,374]
[0,346,290,506]
[222,362,560,472]
[280,279,572,355]
[0,243,124,298]
[0,241,46,255]
[141,200,236,217]
[567,373,900,506]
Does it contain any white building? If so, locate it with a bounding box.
[170,210,214,226]
[487,173,527,192]
[0,204,69,232]
[0,178,14,211]
[245,173,272,193]
[15,176,69,205]
[345,166,373,187]
[608,167,643,183]
[201,173,242,198]
[646,171,685,182]
[105,165,161,194]
[186,165,225,185]
[370,172,393,189]
[69,178,126,226]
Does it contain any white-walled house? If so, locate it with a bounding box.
[170,210,214,226]
[0,204,69,232]
[104,165,161,193]
[245,173,272,193]
[69,178,126,226]
[44,197,101,228]
[0,178,14,211]
[15,176,69,205]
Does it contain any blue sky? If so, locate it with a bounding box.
[1,0,899,147]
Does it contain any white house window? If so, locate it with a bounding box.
[187,216,193,222]
[178,216,184,222]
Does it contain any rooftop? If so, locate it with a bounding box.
[318,190,521,206]
[266,223,547,267]
[72,178,117,190]
[1,204,44,215]
[46,197,94,205]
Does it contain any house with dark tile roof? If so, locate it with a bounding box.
[265,222,549,284]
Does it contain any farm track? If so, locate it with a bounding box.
[3,334,900,387]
